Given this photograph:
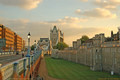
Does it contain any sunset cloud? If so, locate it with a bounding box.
[76,8,117,18]
[0,0,42,10]
[57,16,87,24]
[94,0,120,10]
[0,17,106,46]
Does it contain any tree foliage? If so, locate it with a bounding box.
[31,45,35,50]
[54,42,69,50]
[80,35,89,44]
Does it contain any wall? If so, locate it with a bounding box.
[52,44,120,75]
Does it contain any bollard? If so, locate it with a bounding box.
[23,58,27,77]
[13,62,18,79]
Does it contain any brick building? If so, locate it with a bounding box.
[0,24,25,52]
[14,34,22,51]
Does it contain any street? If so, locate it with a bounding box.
[0,52,27,66]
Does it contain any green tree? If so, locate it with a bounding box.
[54,42,69,50]
[80,35,89,44]
[31,45,35,50]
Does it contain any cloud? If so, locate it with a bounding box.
[0,17,108,46]
[65,27,108,46]
[94,0,120,10]
[80,0,88,2]
[0,0,42,10]
[57,16,87,24]
[76,8,117,18]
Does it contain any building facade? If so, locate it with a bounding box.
[110,28,120,41]
[22,40,25,51]
[39,38,49,47]
[73,39,82,49]
[0,24,25,52]
[50,26,64,47]
[15,34,22,51]
[39,38,52,55]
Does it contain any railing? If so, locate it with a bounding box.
[0,49,42,80]
[0,51,23,55]
[1,63,14,80]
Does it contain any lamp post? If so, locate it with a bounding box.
[26,32,31,57]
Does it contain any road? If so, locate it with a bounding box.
[0,52,27,66]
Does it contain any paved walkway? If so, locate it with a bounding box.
[0,52,27,67]
[38,58,61,80]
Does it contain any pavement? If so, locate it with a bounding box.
[0,52,27,67]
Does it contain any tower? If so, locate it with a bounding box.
[50,26,64,47]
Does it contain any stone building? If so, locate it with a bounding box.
[39,38,49,46]
[92,33,105,46]
[73,39,82,49]
[110,27,120,41]
[82,39,93,48]
[50,26,64,47]
[39,38,52,55]
[73,41,77,49]
[52,32,120,75]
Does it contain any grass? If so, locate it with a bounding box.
[45,56,120,80]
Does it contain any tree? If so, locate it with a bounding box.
[80,35,89,44]
[54,42,69,50]
[31,45,35,50]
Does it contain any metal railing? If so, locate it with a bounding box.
[0,49,42,80]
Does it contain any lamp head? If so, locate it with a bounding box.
[28,32,31,39]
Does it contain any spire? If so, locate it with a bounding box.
[53,25,57,31]
[54,25,56,29]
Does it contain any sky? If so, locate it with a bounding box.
[0,0,120,46]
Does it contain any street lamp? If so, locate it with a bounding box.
[26,32,31,57]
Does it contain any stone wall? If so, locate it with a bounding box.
[52,46,120,75]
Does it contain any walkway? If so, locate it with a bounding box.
[0,52,27,66]
[38,57,61,80]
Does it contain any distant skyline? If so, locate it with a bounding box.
[0,0,120,46]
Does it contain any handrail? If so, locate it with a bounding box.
[0,49,42,80]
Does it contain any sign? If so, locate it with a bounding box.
[0,39,6,48]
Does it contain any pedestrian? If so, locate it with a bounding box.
[22,53,24,58]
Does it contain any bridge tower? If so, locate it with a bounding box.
[50,26,64,47]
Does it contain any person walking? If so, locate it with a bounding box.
[22,52,24,58]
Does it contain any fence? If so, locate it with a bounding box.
[0,50,42,80]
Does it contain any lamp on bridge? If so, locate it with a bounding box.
[26,32,31,57]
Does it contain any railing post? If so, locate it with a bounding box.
[23,58,26,77]
[28,57,31,71]
[13,62,18,79]
[32,55,33,66]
